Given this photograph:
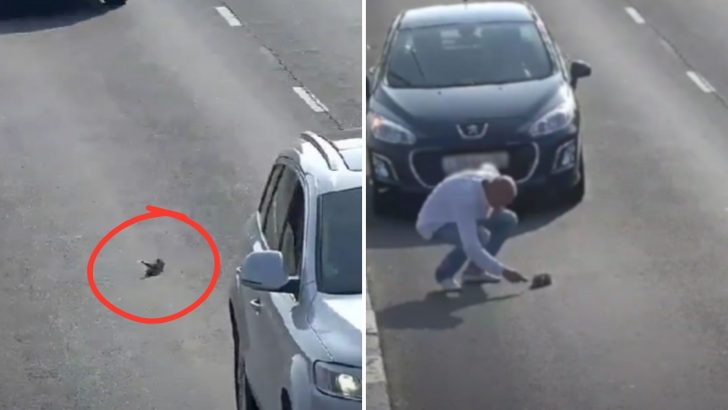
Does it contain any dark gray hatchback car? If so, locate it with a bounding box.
[229,131,362,410]
[367,2,592,214]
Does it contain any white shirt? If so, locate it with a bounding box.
[415,164,506,276]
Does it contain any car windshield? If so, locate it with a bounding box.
[317,187,362,294]
[386,21,553,88]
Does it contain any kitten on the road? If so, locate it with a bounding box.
[139,258,165,279]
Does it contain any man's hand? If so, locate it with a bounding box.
[502,268,528,284]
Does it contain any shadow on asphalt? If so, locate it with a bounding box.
[366,184,578,250]
[0,0,116,34]
[375,286,525,330]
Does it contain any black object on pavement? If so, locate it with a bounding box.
[530,273,552,290]
[139,259,165,279]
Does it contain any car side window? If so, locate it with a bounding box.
[279,184,305,279]
[262,166,297,250]
[260,164,283,229]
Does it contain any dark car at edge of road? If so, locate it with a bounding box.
[229,131,362,410]
[366,1,592,215]
[0,0,126,15]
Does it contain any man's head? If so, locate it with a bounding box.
[483,175,517,211]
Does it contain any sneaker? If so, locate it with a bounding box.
[437,277,461,291]
[462,271,501,284]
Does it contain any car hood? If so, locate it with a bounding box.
[376,75,564,138]
[308,293,362,366]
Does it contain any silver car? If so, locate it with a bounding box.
[229,130,362,410]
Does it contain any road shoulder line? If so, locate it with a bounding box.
[292,86,329,113]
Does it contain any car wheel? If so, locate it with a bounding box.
[565,156,585,204]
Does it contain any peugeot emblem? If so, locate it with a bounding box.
[457,122,488,139]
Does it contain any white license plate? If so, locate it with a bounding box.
[442,152,509,175]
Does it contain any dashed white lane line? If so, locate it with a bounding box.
[292,86,329,113]
[366,292,392,410]
[215,6,242,27]
[625,7,646,25]
[686,71,716,93]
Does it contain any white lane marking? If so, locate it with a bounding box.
[686,71,716,93]
[625,7,646,25]
[215,6,242,27]
[292,86,328,113]
[366,292,392,410]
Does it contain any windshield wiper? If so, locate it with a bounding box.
[387,70,415,87]
[408,48,427,82]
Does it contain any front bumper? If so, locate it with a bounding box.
[298,387,361,410]
[368,127,582,195]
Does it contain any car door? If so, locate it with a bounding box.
[261,165,309,409]
[238,161,286,402]
[237,162,282,314]
[245,161,306,409]
[235,162,281,355]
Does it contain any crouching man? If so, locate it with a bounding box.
[416,164,528,291]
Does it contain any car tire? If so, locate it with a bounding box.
[105,0,126,7]
[233,314,259,410]
[565,155,585,205]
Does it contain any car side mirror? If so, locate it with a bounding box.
[237,251,289,292]
[570,60,592,88]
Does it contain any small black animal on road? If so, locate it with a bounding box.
[139,258,165,279]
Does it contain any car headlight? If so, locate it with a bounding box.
[367,112,416,145]
[529,92,576,137]
[313,361,362,401]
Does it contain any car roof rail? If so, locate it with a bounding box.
[300,131,345,171]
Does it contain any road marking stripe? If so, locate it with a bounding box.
[292,87,328,113]
[366,292,392,410]
[215,6,242,27]
[686,71,716,93]
[625,7,646,25]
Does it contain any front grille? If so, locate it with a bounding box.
[411,144,538,187]
[507,144,538,181]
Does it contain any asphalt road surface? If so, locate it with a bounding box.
[366,1,728,409]
[0,0,359,408]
